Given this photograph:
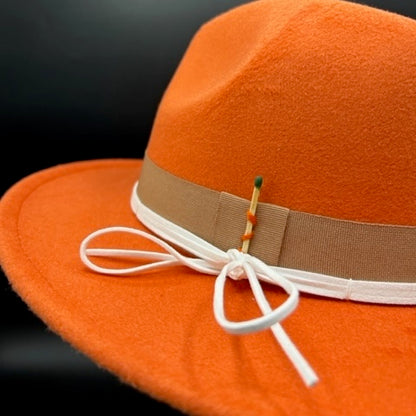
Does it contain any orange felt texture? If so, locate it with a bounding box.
[147,0,416,226]
[1,160,415,416]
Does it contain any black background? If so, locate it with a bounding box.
[1,1,415,413]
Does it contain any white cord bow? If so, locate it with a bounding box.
[80,226,318,387]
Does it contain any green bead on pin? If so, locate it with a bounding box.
[254,175,263,190]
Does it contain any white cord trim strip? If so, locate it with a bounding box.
[131,182,416,305]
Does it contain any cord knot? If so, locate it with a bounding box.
[226,248,251,280]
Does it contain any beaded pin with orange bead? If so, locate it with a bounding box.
[240,176,263,254]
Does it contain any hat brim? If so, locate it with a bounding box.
[1,159,415,416]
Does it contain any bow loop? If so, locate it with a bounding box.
[80,226,318,387]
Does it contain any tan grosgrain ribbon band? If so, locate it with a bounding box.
[137,156,416,283]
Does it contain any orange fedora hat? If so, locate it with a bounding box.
[1,0,415,414]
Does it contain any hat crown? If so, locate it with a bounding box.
[146,0,416,225]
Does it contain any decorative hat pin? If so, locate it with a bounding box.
[240,176,263,254]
